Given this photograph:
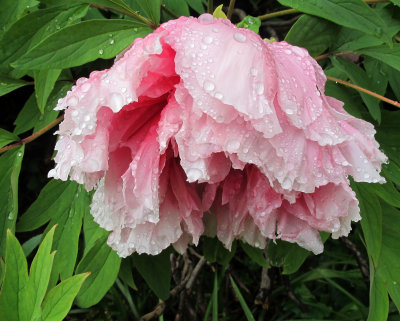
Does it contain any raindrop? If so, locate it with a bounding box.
[233,32,246,43]
[364,173,370,179]
[84,115,91,122]
[254,82,264,95]
[109,39,114,45]
[227,139,240,150]
[284,49,292,55]
[98,49,104,55]
[214,92,223,100]
[285,109,294,115]
[17,152,22,157]
[121,87,127,93]
[8,212,14,220]
[212,28,219,33]
[198,13,214,25]
[202,36,213,44]
[250,68,258,76]
[203,80,215,91]
[72,110,79,117]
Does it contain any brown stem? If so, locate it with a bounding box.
[227,0,236,19]
[340,237,369,283]
[258,8,299,21]
[327,76,400,108]
[0,115,64,154]
[315,50,354,61]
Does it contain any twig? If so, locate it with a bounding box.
[282,274,308,313]
[0,115,64,154]
[315,50,354,61]
[254,267,271,309]
[227,0,236,19]
[140,254,206,321]
[340,237,370,283]
[186,257,206,290]
[258,9,299,21]
[327,76,400,108]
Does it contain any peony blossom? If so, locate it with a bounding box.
[49,14,387,257]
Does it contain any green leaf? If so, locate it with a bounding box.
[0,147,24,258]
[34,69,62,114]
[268,240,311,274]
[332,28,383,52]
[13,20,152,70]
[229,276,256,321]
[368,257,389,321]
[0,0,31,37]
[285,14,338,57]
[212,4,226,19]
[21,234,42,257]
[366,181,400,208]
[237,16,261,34]
[118,258,137,290]
[20,226,56,321]
[351,181,382,265]
[136,0,162,25]
[75,236,121,307]
[212,272,218,321]
[382,63,400,101]
[357,44,400,73]
[377,202,400,311]
[0,230,29,321]
[392,0,400,6]
[0,129,19,149]
[47,185,89,287]
[82,207,109,255]
[0,5,88,73]
[203,237,236,266]
[0,75,30,96]
[185,0,204,13]
[331,57,381,123]
[278,0,392,44]
[240,242,268,268]
[41,273,89,321]
[382,161,400,187]
[162,0,190,18]
[17,180,79,232]
[73,0,139,18]
[14,82,70,135]
[132,249,171,300]
[376,111,400,165]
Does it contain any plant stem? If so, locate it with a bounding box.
[161,4,179,19]
[208,0,213,13]
[90,4,156,29]
[327,76,400,108]
[395,35,400,42]
[258,8,299,21]
[315,50,354,61]
[258,0,388,21]
[0,115,64,154]
[227,0,236,19]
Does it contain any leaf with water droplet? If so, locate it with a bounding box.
[0,146,24,257]
[237,16,261,34]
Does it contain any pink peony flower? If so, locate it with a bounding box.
[49,14,387,257]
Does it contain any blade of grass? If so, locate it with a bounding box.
[229,276,256,321]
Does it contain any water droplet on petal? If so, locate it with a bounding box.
[250,68,258,76]
[84,115,91,122]
[214,92,223,100]
[212,28,219,33]
[198,13,214,25]
[233,32,246,43]
[255,82,264,95]
[72,110,79,117]
[202,36,213,44]
[203,80,215,91]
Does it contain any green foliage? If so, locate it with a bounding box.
[0,227,89,321]
[1,0,400,319]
